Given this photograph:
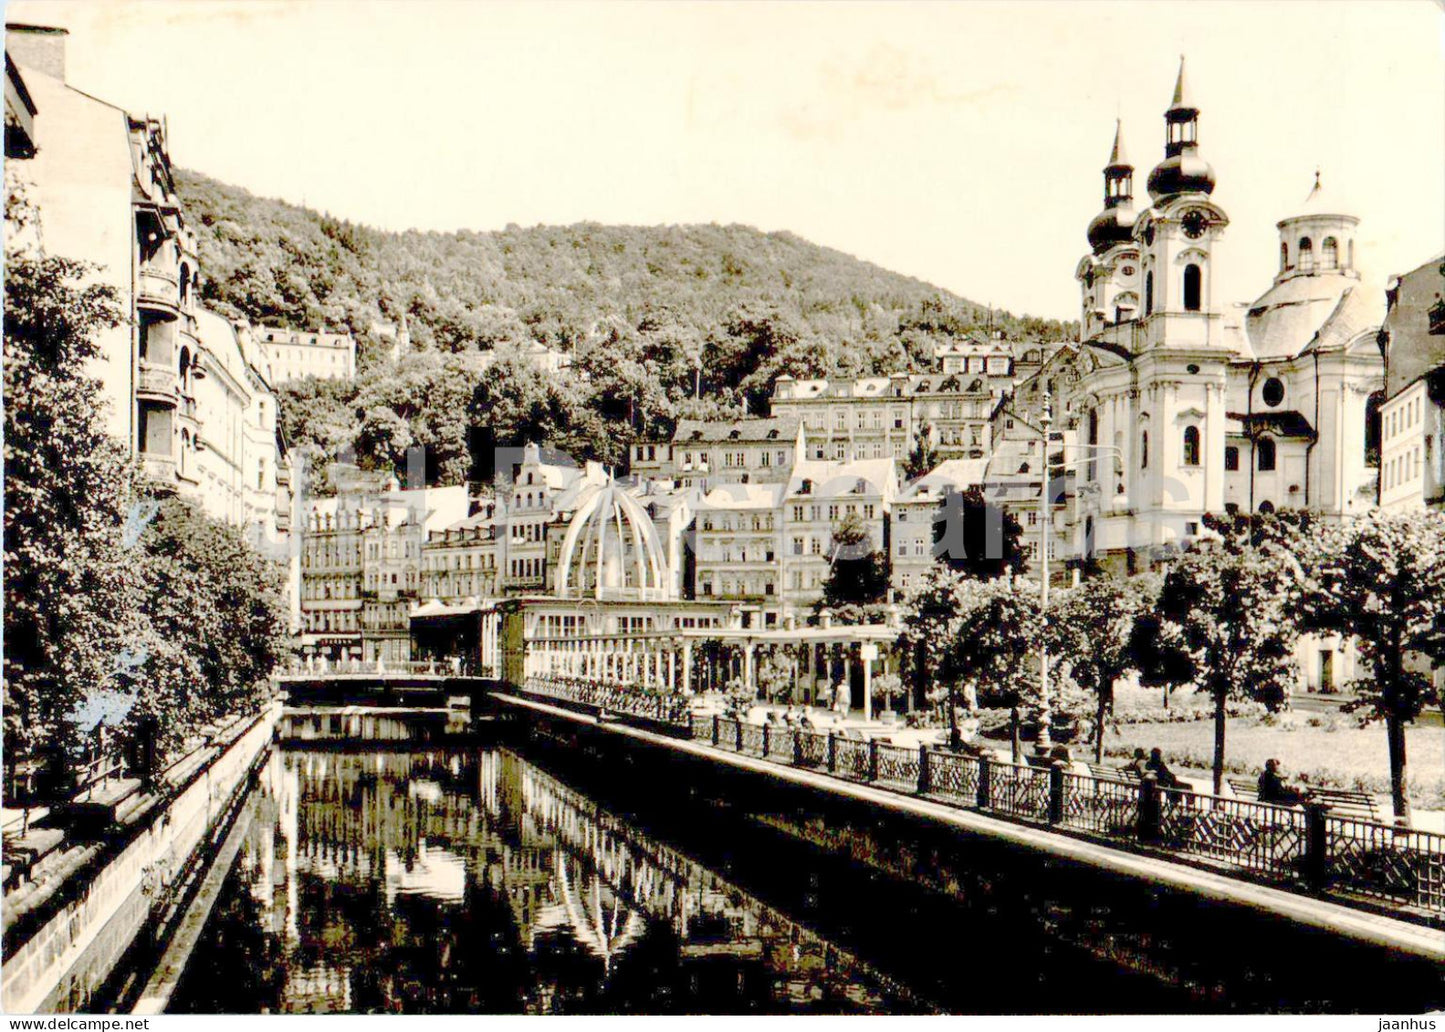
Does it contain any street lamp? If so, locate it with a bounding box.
[1033,397,1126,752]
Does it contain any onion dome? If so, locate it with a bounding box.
[1146,57,1216,201]
[1087,119,1138,253]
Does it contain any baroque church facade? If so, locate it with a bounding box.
[1040,59,1384,578]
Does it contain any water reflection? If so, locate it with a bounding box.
[170,745,927,1014]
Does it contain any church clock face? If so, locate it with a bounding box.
[1182,210,1208,240]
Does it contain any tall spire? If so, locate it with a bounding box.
[1108,118,1130,169]
[1147,56,1215,200]
[1169,55,1195,113]
[1089,121,1137,253]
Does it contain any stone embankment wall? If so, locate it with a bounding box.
[1,702,280,1013]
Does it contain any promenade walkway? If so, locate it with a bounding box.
[503,675,1445,935]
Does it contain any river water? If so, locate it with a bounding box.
[168,721,1444,1015]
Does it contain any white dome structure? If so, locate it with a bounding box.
[553,478,673,601]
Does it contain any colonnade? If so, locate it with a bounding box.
[525,637,695,695]
[523,634,898,720]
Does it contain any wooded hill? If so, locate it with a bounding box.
[175,168,1077,485]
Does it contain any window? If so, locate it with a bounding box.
[1140,430,1149,469]
[1183,425,1200,466]
[1262,378,1285,408]
[1364,391,1384,466]
[1298,237,1313,271]
[1145,271,1154,316]
[1225,445,1240,471]
[1280,240,1290,272]
[1182,263,1202,312]
[1257,437,1277,472]
[1322,237,1338,270]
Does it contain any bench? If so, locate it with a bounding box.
[1087,762,1138,783]
[1308,786,1382,823]
[1227,776,1259,800]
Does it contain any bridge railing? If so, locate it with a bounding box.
[691,715,1445,921]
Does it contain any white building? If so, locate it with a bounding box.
[1055,59,1384,576]
[1378,255,1445,512]
[255,326,356,382]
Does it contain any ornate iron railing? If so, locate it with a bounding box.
[832,737,872,780]
[926,751,980,804]
[541,707,1444,921]
[985,760,1052,822]
[1158,788,1307,878]
[874,743,921,792]
[1324,815,1445,912]
[1058,771,1140,840]
[520,675,692,728]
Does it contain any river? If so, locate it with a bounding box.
[167,719,1445,1014]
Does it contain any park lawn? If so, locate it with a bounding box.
[1101,718,1445,810]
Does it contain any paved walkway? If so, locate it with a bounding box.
[688,695,1445,831]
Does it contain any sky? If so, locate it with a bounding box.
[6,0,1443,322]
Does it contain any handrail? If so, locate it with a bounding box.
[673,711,1443,921]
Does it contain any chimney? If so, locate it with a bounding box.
[6,24,68,81]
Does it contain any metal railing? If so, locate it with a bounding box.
[519,675,692,728]
[684,714,1444,922]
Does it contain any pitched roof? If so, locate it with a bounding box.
[672,416,799,443]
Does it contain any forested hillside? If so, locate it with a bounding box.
[176,168,1076,486]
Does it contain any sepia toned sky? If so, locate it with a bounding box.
[6,1,1442,321]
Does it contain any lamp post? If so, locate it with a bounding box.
[1037,392,1054,751]
[992,394,1126,755]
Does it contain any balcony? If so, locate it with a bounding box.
[136,265,180,317]
[136,361,178,404]
[141,452,177,485]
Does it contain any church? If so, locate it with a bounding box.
[1029,58,1385,578]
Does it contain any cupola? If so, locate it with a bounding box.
[1087,120,1138,254]
[1146,57,1217,201]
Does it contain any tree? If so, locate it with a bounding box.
[899,570,1040,755]
[1300,510,1445,822]
[1052,573,1160,762]
[3,202,138,770]
[956,577,1044,761]
[899,567,972,748]
[131,498,289,763]
[1131,536,1301,794]
[902,421,940,480]
[934,486,1026,580]
[821,511,889,607]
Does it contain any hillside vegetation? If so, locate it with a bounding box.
[176,169,1076,484]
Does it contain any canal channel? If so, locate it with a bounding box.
[165,716,1445,1014]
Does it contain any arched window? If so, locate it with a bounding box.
[1145,271,1154,316]
[1364,390,1384,466]
[1258,500,1275,514]
[180,429,189,473]
[1087,409,1099,445]
[1182,263,1202,311]
[1140,430,1150,469]
[1280,241,1290,271]
[1183,425,1201,466]
[1322,237,1338,270]
[1257,436,1277,472]
[1298,237,1314,272]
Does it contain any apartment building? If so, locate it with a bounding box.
[6,25,295,554]
[629,417,804,488]
[254,326,357,382]
[299,472,469,663]
[1378,255,1445,511]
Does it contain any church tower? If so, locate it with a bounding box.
[1135,57,1229,347]
[1077,120,1141,339]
